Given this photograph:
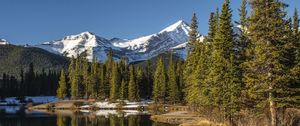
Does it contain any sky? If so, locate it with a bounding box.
[0,0,299,45]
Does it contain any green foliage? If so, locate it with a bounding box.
[57,69,67,99]
[152,57,167,103]
[187,13,199,52]
[109,63,119,101]
[167,53,179,104]
[0,45,67,78]
[128,65,139,101]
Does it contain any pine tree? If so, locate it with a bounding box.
[145,60,153,99]
[175,61,184,101]
[25,63,35,95]
[120,79,126,100]
[288,8,300,110]
[109,62,119,101]
[70,57,81,99]
[293,8,299,34]
[205,0,241,121]
[82,59,90,98]
[293,9,300,64]
[135,66,142,101]
[244,0,296,125]
[208,12,217,42]
[98,63,107,100]
[237,0,248,64]
[128,65,139,101]
[187,13,199,53]
[167,53,179,104]
[57,69,67,100]
[105,49,114,97]
[183,14,200,104]
[19,67,25,97]
[90,58,98,99]
[152,57,166,103]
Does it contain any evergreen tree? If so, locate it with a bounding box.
[25,63,35,95]
[70,57,81,99]
[175,61,184,101]
[105,49,114,97]
[205,0,241,121]
[19,67,25,97]
[293,8,299,34]
[167,53,179,104]
[208,12,217,42]
[57,69,67,100]
[109,63,119,101]
[135,66,142,100]
[120,79,126,100]
[128,65,139,101]
[145,60,153,99]
[98,63,107,100]
[237,0,249,64]
[183,14,200,104]
[90,58,99,99]
[187,13,199,53]
[244,0,298,125]
[82,59,90,98]
[152,57,166,103]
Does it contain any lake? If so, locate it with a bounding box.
[0,106,177,126]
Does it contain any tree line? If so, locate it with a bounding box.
[0,63,59,98]
[184,0,300,125]
[57,51,185,103]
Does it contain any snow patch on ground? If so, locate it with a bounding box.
[94,101,118,109]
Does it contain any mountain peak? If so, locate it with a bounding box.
[0,39,9,45]
[159,20,189,34]
[80,31,95,36]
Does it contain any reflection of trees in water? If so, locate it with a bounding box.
[56,115,66,126]
[56,114,165,126]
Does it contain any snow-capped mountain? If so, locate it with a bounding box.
[36,20,192,62]
[0,39,9,45]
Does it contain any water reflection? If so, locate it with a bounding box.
[55,114,172,126]
[0,107,176,126]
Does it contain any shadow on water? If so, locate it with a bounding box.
[0,107,177,126]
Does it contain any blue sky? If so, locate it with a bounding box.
[0,0,299,45]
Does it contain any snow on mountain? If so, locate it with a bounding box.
[0,39,9,45]
[35,20,193,62]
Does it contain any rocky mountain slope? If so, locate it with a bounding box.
[36,20,193,62]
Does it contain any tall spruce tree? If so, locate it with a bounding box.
[128,65,139,101]
[120,79,126,100]
[187,13,199,53]
[98,63,107,100]
[184,13,202,107]
[167,54,179,104]
[244,0,297,125]
[57,69,67,100]
[135,66,142,101]
[105,49,114,96]
[237,0,248,64]
[152,57,167,103]
[176,60,184,101]
[206,0,241,121]
[208,12,216,42]
[90,58,98,99]
[82,59,90,98]
[293,8,299,34]
[109,62,119,101]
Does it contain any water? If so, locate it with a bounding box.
[0,106,177,126]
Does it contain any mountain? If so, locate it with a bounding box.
[0,44,68,78]
[36,20,193,62]
[0,39,9,45]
